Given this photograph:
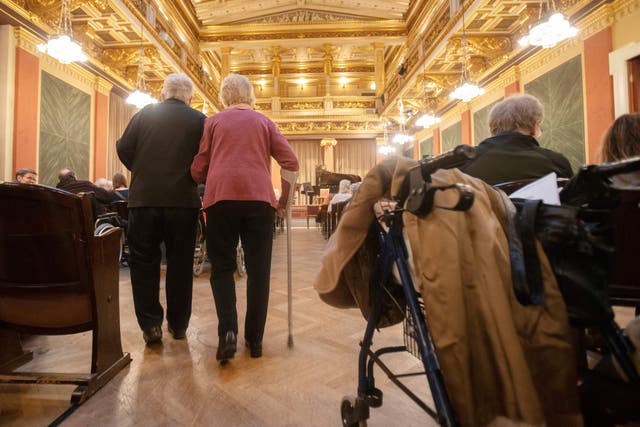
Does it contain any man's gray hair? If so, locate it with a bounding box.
[161,73,194,104]
[489,94,544,136]
[219,73,256,108]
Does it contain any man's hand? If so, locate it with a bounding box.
[276,207,286,218]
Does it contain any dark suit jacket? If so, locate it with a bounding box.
[116,98,205,208]
[459,132,573,185]
[56,175,117,216]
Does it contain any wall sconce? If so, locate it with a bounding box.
[296,77,306,92]
[339,76,348,89]
[257,79,266,93]
[370,82,377,91]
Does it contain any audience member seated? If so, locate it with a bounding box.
[460,94,573,185]
[14,168,37,184]
[95,177,113,191]
[112,172,129,199]
[600,113,640,188]
[328,179,352,212]
[57,168,120,216]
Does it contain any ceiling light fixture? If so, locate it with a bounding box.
[377,145,396,155]
[416,70,441,129]
[392,100,413,145]
[519,1,578,48]
[126,16,157,109]
[378,119,396,155]
[37,0,87,64]
[449,0,484,103]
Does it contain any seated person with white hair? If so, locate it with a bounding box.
[328,179,352,212]
[460,93,573,185]
[95,177,113,191]
[57,168,120,216]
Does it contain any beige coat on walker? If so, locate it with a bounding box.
[313,157,583,427]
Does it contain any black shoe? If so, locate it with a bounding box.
[168,325,186,339]
[245,340,262,358]
[143,325,162,344]
[216,331,237,362]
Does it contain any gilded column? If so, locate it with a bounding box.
[220,46,232,79]
[373,42,385,98]
[272,46,281,110]
[320,138,337,172]
[272,46,281,95]
[323,44,332,96]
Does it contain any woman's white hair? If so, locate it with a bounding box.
[161,73,194,104]
[489,93,544,135]
[219,73,256,108]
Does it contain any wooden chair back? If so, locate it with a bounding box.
[609,189,640,306]
[0,183,130,405]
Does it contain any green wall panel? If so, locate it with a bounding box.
[420,137,434,158]
[524,55,585,172]
[473,99,500,145]
[39,72,91,186]
[404,146,414,159]
[441,121,462,153]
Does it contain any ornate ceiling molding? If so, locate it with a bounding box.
[194,0,409,25]
[233,9,378,25]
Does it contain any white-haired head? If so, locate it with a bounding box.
[161,73,194,104]
[489,93,544,136]
[338,179,351,194]
[219,73,256,108]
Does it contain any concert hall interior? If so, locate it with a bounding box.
[0,0,639,425]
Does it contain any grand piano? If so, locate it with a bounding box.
[302,167,361,204]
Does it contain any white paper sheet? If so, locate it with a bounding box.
[509,172,561,205]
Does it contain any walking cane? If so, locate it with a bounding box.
[281,169,299,348]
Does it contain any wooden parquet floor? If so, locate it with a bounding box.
[0,227,436,427]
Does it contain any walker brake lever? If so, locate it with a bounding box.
[406,175,475,216]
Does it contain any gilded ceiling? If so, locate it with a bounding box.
[0,0,612,138]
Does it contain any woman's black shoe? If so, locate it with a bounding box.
[245,340,262,358]
[216,331,237,362]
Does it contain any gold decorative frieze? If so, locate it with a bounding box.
[281,101,324,110]
[274,119,383,134]
[254,102,271,111]
[201,29,407,44]
[13,26,43,54]
[333,100,375,109]
[235,10,377,25]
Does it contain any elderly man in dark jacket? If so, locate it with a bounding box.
[57,168,118,216]
[460,94,573,185]
[117,73,205,345]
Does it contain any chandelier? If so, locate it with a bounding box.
[449,0,484,103]
[519,11,578,48]
[37,0,87,64]
[416,72,441,129]
[377,120,396,155]
[377,145,396,155]
[450,82,485,103]
[416,113,441,128]
[126,19,157,109]
[392,101,413,145]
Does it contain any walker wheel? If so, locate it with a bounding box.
[366,387,383,408]
[341,395,369,427]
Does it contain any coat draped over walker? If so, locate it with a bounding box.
[313,157,583,427]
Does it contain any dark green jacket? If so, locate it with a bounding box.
[460,132,573,185]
